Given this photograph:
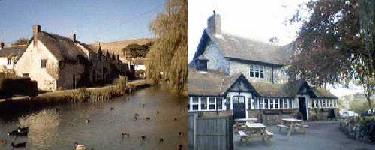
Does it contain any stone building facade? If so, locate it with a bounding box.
[14,25,124,91]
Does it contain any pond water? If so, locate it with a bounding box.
[0,86,187,150]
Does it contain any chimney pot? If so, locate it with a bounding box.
[207,11,221,35]
[72,33,77,43]
[32,25,41,46]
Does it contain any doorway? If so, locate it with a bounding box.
[298,97,307,120]
[233,96,246,119]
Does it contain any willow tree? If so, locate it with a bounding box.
[146,0,187,94]
[289,0,374,110]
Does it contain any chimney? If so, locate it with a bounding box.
[33,25,41,46]
[72,33,77,43]
[0,42,4,49]
[207,10,221,35]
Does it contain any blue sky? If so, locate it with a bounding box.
[0,0,165,45]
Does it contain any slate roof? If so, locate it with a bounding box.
[192,29,294,66]
[188,68,227,96]
[0,47,25,58]
[188,69,337,99]
[34,31,91,62]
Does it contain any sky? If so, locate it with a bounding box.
[0,0,165,46]
[188,0,309,62]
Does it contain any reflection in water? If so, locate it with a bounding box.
[0,86,187,150]
[19,110,60,150]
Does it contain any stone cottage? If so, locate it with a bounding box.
[189,12,338,123]
[0,42,25,72]
[14,25,124,91]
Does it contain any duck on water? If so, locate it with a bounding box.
[8,127,29,136]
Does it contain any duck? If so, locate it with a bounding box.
[110,107,114,111]
[8,127,29,136]
[140,136,146,141]
[178,144,183,150]
[159,138,164,143]
[174,118,178,121]
[145,117,151,121]
[85,119,90,124]
[121,132,129,138]
[178,132,183,136]
[134,113,139,121]
[11,142,27,149]
[74,142,87,150]
[0,139,6,145]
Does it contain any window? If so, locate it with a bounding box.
[192,97,199,110]
[280,99,283,109]
[284,99,288,108]
[209,97,216,110]
[7,58,11,65]
[41,59,47,68]
[250,65,264,79]
[322,99,326,108]
[270,99,274,109]
[289,99,293,108]
[259,98,264,109]
[217,97,223,110]
[254,98,259,109]
[265,99,269,109]
[275,99,279,109]
[201,97,207,110]
[22,73,29,77]
[248,98,252,109]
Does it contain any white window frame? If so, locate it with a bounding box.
[208,97,216,110]
[191,97,199,111]
[250,64,264,79]
[259,98,264,109]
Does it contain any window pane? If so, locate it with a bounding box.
[284,99,288,108]
[275,99,279,109]
[289,99,292,108]
[250,72,254,77]
[217,97,222,109]
[193,97,198,103]
[260,71,264,78]
[193,105,198,110]
[209,104,215,110]
[255,72,259,78]
[265,99,269,109]
[209,97,215,103]
[201,97,207,109]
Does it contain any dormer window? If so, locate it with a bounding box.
[250,64,264,78]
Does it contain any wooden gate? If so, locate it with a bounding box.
[188,113,233,150]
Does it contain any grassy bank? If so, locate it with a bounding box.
[0,78,151,119]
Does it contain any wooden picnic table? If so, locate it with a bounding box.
[281,118,303,136]
[235,118,258,123]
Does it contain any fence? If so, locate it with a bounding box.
[188,112,233,150]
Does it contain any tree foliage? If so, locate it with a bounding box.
[11,38,29,48]
[290,0,374,109]
[146,0,187,94]
[122,42,152,58]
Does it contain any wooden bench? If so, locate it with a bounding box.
[264,130,273,141]
[277,124,288,132]
[238,130,250,142]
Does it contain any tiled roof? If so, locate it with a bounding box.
[34,31,92,61]
[212,33,294,65]
[188,69,337,98]
[0,47,25,58]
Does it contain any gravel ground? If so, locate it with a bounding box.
[234,121,375,150]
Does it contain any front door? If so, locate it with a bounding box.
[233,96,246,119]
[298,97,307,120]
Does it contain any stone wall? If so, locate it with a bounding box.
[248,109,299,125]
[15,41,58,91]
[229,60,289,84]
[204,41,229,74]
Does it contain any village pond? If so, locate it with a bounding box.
[0,86,187,149]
